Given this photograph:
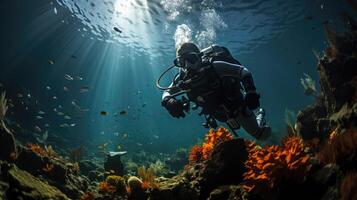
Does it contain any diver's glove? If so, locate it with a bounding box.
[162,97,186,118]
[245,90,260,110]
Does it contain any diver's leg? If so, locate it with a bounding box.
[235,107,271,140]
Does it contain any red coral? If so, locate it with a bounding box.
[98,181,116,194]
[188,127,234,164]
[243,136,311,194]
[26,143,46,156]
[188,145,203,165]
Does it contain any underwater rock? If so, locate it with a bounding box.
[15,147,45,174]
[296,96,329,140]
[104,152,124,175]
[1,163,69,200]
[0,125,17,162]
[198,139,248,199]
[207,185,246,200]
[311,164,340,187]
[150,175,199,200]
[297,17,357,141]
[329,103,357,130]
[88,170,103,182]
[79,160,100,175]
[0,180,9,199]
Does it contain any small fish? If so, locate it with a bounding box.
[113,27,122,33]
[46,86,51,90]
[122,133,128,138]
[54,7,57,14]
[70,123,76,127]
[34,125,42,132]
[53,96,58,100]
[64,115,72,120]
[119,110,127,115]
[100,131,105,135]
[117,145,122,150]
[36,116,43,119]
[153,134,159,139]
[71,55,77,59]
[64,74,73,81]
[48,60,55,65]
[38,111,45,115]
[53,108,58,112]
[74,76,83,81]
[113,132,119,136]
[27,93,31,98]
[58,105,63,109]
[17,93,23,98]
[44,124,50,127]
[100,111,108,116]
[63,86,69,91]
[57,112,64,116]
[80,86,89,93]
[60,123,70,128]
[136,143,143,146]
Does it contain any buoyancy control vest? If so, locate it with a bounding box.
[178,46,244,121]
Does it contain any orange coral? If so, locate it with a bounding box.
[243,136,311,193]
[26,143,46,156]
[188,127,234,164]
[99,181,116,194]
[188,145,203,165]
[202,127,234,159]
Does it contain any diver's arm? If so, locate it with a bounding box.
[161,72,184,101]
[162,82,181,101]
[211,61,256,92]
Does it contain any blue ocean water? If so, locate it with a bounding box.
[0,0,355,156]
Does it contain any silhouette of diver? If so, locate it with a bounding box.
[160,42,271,140]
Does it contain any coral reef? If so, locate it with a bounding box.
[188,127,234,165]
[99,175,127,196]
[317,129,357,171]
[243,136,311,197]
[137,166,159,189]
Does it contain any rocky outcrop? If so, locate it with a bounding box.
[151,139,248,200]
[0,162,69,200]
[104,153,125,176]
[296,16,357,140]
[0,124,17,162]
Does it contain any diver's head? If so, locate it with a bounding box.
[174,42,202,71]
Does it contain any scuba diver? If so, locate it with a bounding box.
[157,42,271,140]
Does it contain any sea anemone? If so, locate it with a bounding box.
[137,166,159,189]
[243,136,311,194]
